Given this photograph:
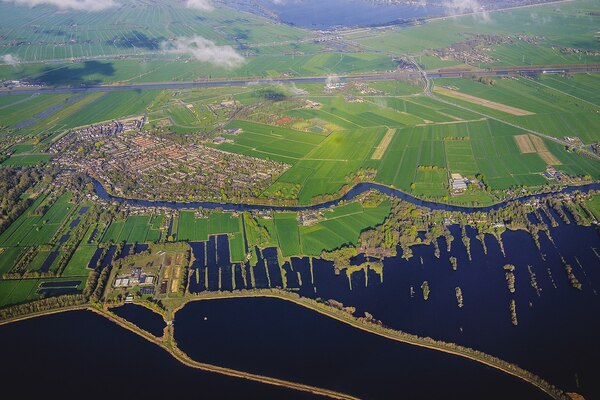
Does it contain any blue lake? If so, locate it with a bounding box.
[0,310,316,399]
[174,297,548,399]
[111,303,166,337]
[232,0,446,29]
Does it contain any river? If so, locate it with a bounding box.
[92,178,600,214]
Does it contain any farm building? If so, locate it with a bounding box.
[450,173,468,192]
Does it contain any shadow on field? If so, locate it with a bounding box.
[107,31,165,50]
[35,61,116,86]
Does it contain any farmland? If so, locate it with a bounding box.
[62,245,96,277]
[433,76,600,145]
[216,120,325,163]
[274,213,302,257]
[177,211,209,242]
[352,0,600,68]
[0,193,74,247]
[0,277,86,307]
[587,194,600,221]
[299,199,391,256]
[0,248,24,275]
[102,215,163,244]
[2,74,598,206]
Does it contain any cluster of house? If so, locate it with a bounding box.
[544,166,566,182]
[392,57,418,72]
[212,136,234,144]
[51,118,146,155]
[564,136,584,147]
[350,81,385,96]
[433,34,527,64]
[556,47,600,57]
[325,80,346,92]
[304,100,321,109]
[0,79,41,89]
[52,118,289,202]
[298,210,322,226]
[433,33,543,64]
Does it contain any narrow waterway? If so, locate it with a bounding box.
[93,178,600,214]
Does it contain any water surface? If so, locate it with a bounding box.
[175,297,549,400]
[232,0,445,29]
[0,310,318,399]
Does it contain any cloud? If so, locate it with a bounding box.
[1,54,20,66]
[185,0,213,11]
[161,36,245,69]
[1,0,118,11]
[443,0,489,20]
[529,12,552,25]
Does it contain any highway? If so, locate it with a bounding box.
[1,63,599,96]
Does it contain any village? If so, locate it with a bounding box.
[430,34,543,64]
[50,118,290,202]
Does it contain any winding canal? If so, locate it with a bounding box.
[93,178,600,213]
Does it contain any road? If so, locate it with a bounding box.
[1,63,599,96]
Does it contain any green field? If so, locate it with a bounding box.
[62,245,96,277]
[264,200,391,257]
[0,279,39,307]
[274,213,302,257]
[216,120,325,163]
[412,168,449,198]
[354,0,600,67]
[299,199,391,256]
[0,193,74,247]
[101,215,162,243]
[208,212,242,236]
[228,233,246,263]
[586,194,600,221]
[272,127,386,204]
[2,154,52,166]
[435,76,600,144]
[0,277,86,308]
[0,247,24,275]
[177,211,209,242]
